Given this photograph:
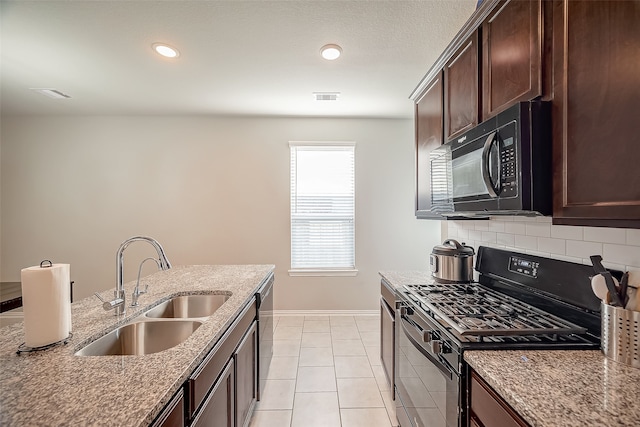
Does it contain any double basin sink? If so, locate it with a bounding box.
[75,294,230,357]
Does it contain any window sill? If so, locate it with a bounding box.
[288,269,359,277]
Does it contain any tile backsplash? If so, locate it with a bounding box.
[444,216,640,272]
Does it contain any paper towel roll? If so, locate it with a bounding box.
[21,263,72,348]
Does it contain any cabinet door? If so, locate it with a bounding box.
[151,389,184,427]
[235,321,258,427]
[380,297,395,390]
[482,0,542,119]
[444,32,479,141]
[192,359,235,427]
[470,371,528,427]
[415,72,444,218]
[551,0,640,228]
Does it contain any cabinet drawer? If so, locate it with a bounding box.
[188,299,256,418]
[470,371,528,427]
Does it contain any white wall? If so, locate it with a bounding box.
[0,115,440,310]
[444,217,640,272]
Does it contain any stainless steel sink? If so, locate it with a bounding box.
[75,320,202,356]
[144,294,230,319]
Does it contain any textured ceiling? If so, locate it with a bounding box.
[1,0,477,118]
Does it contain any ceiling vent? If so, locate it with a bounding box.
[314,92,340,101]
[31,88,71,99]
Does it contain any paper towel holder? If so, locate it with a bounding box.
[17,333,73,355]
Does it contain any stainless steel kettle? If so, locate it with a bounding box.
[430,239,475,283]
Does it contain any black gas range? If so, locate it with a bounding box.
[395,246,612,427]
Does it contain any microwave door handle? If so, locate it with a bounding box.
[481,131,499,198]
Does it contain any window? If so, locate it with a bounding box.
[289,142,356,276]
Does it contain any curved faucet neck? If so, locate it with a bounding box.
[115,236,172,312]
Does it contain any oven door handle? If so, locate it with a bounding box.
[400,316,456,379]
[481,131,501,198]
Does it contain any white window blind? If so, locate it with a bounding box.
[290,142,356,273]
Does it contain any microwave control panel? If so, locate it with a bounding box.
[498,131,518,197]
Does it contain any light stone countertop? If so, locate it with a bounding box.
[0,264,274,427]
[379,270,435,290]
[465,350,640,427]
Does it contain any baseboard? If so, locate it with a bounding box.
[0,310,24,327]
[273,309,379,317]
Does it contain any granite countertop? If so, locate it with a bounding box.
[465,350,640,427]
[0,264,274,427]
[379,270,435,290]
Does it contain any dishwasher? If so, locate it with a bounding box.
[256,273,274,400]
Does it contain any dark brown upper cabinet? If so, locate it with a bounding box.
[551,0,640,228]
[415,72,444,219]
[482,0,543,119]
[444,33,479,141]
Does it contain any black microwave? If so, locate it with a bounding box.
[429,101,552,217]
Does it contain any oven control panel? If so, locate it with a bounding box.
[508,256,539,278]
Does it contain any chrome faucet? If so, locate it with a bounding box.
[131,257,161,307]
[98,236,171,316]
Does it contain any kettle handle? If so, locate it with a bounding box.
[443,239,463,249]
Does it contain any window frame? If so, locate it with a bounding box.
[288,141,358,277]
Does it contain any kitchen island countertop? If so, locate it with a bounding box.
[465,350,640,427]
[0,264,274,426]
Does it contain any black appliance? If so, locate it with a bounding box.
[429,101,551,217]
[394,246,613,427]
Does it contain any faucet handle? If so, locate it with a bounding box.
[94,292,125,311]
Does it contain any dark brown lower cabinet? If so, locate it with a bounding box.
[192,360,235,427]
[235,322,258,427]
[469,370,529,427]
[186,300,257,427]
[151,389,185,427]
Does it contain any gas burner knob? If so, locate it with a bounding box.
[430,339,443,354]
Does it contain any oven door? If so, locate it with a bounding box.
[395,303,461,427]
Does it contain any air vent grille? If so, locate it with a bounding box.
[313,92,340,101]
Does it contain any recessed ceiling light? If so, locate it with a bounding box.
[30,88,71,99]
[313,92,340,101]
[152,43,180,58]
[320,44,342,60]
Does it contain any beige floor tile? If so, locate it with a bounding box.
[371,364,391,392]
[277,316,305,326]
[296,366,337,392]
[303,320,331,333]
[330,315,356,326]
[301,332,332,348]
[334,356,374,378]
[265,356,299,380]
[249,410,292,427]
[332,339,366,356]
[299,347,334,367]
[274,326,303,340]
[256,380,296,410]
[291,392,341,427]
[341,408,392,427]
[359,331,379,347]
[365,345,382,366]
[381,388,399,427]
[355,318,380,332]
[331,326,361,340]
[272,340,301,357]
[337,378,385,408]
